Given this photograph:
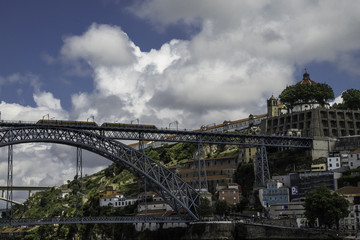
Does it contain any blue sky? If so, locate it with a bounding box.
[1,0,360,199]
[1,1,360,126]
[0,1,195,109]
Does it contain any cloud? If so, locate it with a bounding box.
[338,52,360,76]
[330,94,344,106]
[60,21,293,128]
[0,73,41,90]
[0,90,67,121]
[40,52,57,65]
[33,91,62,110]
[61,23,137,67]
[130,0,360,66]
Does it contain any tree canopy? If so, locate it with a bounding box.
[234,163,254,197]
[214,200,230,216]
[333,89,360,110]
[279,83,334,111]
[198,197,214,218]
[304,185,349,229]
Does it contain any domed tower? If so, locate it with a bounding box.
[267,95,279,117]
[292,70,329,112]
[296,70,317,85]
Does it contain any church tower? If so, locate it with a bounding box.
[267,95,279,117]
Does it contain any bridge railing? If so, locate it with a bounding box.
[0,216,193,226]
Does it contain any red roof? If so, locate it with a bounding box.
[296,71,317,85]
[350,148,360,154]
[336,186,360,195]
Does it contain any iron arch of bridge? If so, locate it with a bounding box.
[0,126,200,220]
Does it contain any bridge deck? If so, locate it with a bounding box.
[0,121,313,148]
[0,186,51,191]
[0,216,192,226]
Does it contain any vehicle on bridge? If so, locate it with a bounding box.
[37,119,98,127]
[101,122,157,130]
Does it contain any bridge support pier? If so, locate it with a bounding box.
[193,136,208,193]
[255,141,270,187]
[6,144,13,217]
[75,147,83,217]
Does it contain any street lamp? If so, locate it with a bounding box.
[131,118,139,125]
[87,115,95,122]
[169,121,179,131]
[42,114,49,120]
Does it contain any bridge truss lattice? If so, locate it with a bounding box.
[0,126,200,220]
[0,122,313,225]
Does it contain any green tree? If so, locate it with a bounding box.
[146,149,161,162]
[279,83,334,111]
[214,200,230,216]
[234,163,255,197]
[198,197,213,218]
[334,89,360,110]
[235,198,250,213]
[304,185,349,229]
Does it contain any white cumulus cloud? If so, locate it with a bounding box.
[61,23,137,67]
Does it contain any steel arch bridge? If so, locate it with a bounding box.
[0,126,200,220]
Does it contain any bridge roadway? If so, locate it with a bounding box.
[0,120,313,148]
[0,186,51,199]
[0,216,191,226]
[0,197,23,206]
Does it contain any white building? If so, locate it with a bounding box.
[138,201,173,212]
[336,186,360,232]
[99,186,137,208]
[327,152,341,171]
[100,194,137,208]
[348,149,360,169]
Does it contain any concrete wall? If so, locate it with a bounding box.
[133,222,342,239]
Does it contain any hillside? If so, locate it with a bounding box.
[0,142,312,239]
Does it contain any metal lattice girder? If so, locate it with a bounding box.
[0,122,313,148]
[103,129,313,148]
[0,126,200,220]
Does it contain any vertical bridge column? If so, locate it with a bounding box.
[75,147,83,217]
[6,144,13,217]
[255,140,270,186]
[193,135,208,192]
[138,131,148,216]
